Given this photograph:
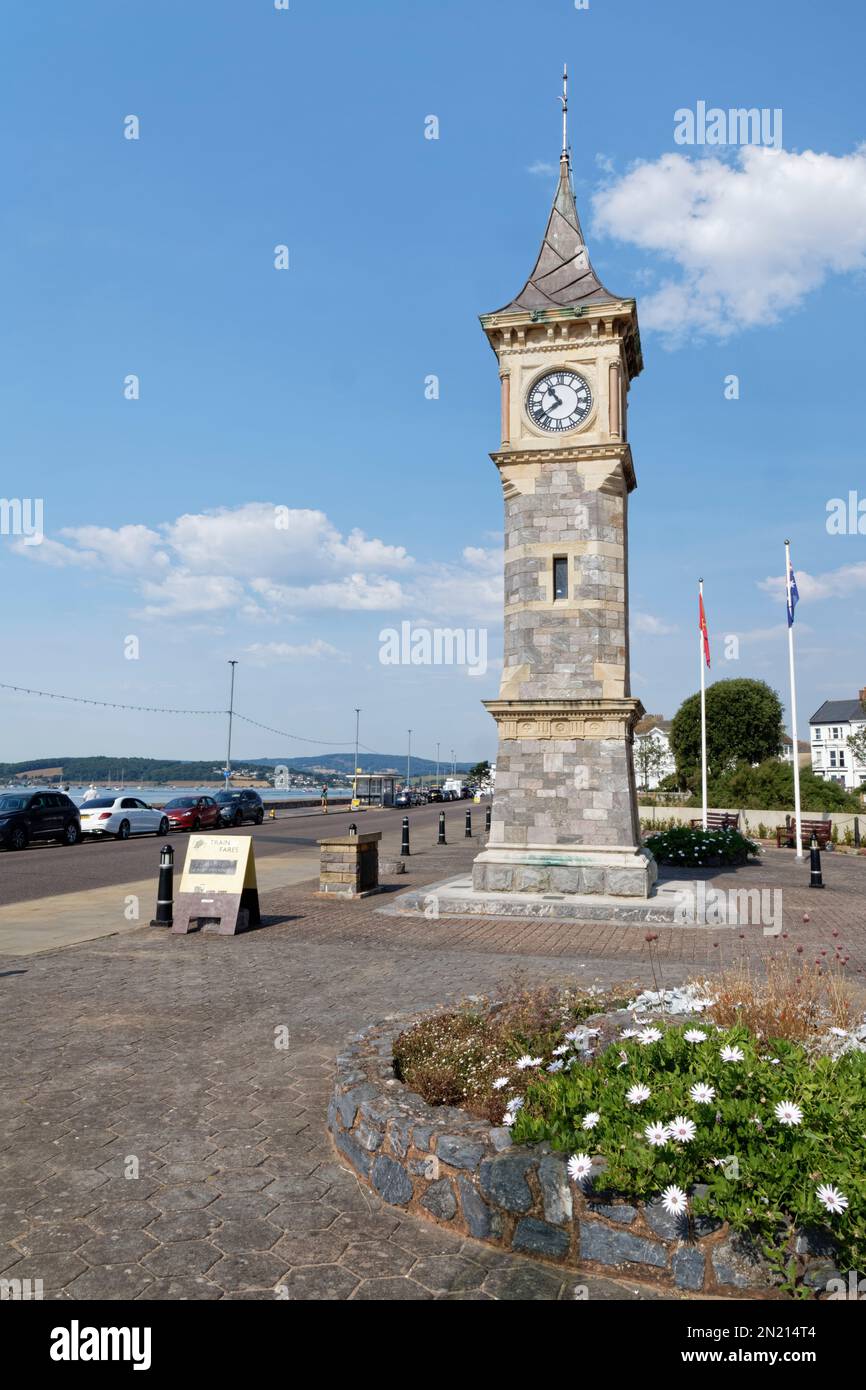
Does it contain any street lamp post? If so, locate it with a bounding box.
[406,729,412,789]
[225,660,238,786]
[451,747,455,776]
[436,742,440,783]
[353,708,361,806]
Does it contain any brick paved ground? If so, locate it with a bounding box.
[1,834,863,1301]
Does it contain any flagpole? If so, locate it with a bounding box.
[699,579,708,831]
[785,540,803,859]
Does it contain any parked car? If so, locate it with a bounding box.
[0,790,81,851]
[427,787,444,802]
[163,795,222,832]
[214,789,265,826]
[79,796,170,840]
[394,790,413,808]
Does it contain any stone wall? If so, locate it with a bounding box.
[328,1016,843,1299]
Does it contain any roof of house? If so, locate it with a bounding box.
[487,154,620,316]
[781,734,811,752]
[635,717,672,736]
[810,699,866,724]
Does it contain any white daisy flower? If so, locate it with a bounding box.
[492,1077,509,1090]
[637,1027,663,1045]
[720,1044,745,1063]
[689,1083,715,1105]
[502,1110,516,1127]
[660,1183,688,1217]
[626,1084,651,1105]
[816,1184,848,1215]
[567,1152,594,1183]
[552,1044,569,1056]
[644,1122,669,1147]
[581,1111,601,1131]
[684,1029,707,1043]
[774,1100,803,1127]
[620,1028,640,1039]
[668,1115,697,1143]
[564,1028,585,1043]
[546,1060,564,1073]
[515,1054,541,1070]
[505,1096,523,1113]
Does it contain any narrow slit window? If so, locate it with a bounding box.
[553,555,568,601]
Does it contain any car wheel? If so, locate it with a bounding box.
[116,820,131,841]
[233,812,242,828]
[158,817,169,836]
[60,821,81,846]
[10,825,28,851]
[254,808,264,825]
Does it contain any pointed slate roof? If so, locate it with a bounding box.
[492,155,618,315]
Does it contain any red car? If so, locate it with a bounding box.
[163,795,222,832]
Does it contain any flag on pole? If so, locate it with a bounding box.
[699,592,711,666]
[786,561,799,627]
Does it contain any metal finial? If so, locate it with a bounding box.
[559,64,568,162]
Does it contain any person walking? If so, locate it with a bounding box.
[82,783,99,803]
[320,784,329,814]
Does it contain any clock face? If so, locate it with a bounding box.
[527,370,592,433]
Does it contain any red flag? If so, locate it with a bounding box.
[699,591,711,668]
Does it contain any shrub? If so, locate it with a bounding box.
[513,1022,866,1286]
[706,957,859,1044]
[698,760,861,813]
[643,824,759,867]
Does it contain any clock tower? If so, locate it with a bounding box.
[472,70,656,900]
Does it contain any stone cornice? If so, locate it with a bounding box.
[492,442,637,493]
[483,697,645,740]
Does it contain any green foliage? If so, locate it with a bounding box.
[513,1024,866,1282]
[670,679,784,786]
[701,759,861,812]
[643,825,759,867]
[466,760,492,783]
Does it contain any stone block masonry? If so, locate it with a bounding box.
[317,831,382,899]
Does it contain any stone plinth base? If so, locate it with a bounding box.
[379,872,685,925]
[317,831,382,899]
[472,844,657,899]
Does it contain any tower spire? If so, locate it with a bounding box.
[560,63,568,167]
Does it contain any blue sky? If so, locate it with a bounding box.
[1,0,865,766]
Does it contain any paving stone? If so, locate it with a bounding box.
[86,1201,161,1234]
[340,1239,415,1279]
[67,1264,154,1300]
[351,1276,430,1300]
[212,1219,279,1254]
[135,1277,222,1300]
[271,1229,350,1266]
[410,1254,487,1292]
[79,1231,158,1264]
[142,1241,222,1277]
[11,1222,90,1254]
[145,1210,222,1243]
[208,1252,289,1291]
[278,1264,359,1300]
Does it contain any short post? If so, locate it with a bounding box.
[348,822,358,836]
[150,844,174,927]
[809,833,824,890]
[485,803,491,834]
[401,815,410,857]
[269,807,276,820]
[437,811,446,845]
[854,817,861,849]
[465,808,472,838]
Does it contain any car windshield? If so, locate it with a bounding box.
[0,795,28,811]
[165,798,196,809]
[81,798,116,809]
[215,793,241,803]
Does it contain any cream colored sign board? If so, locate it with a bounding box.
[178,834,258,896]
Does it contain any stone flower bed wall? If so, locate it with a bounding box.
[328,1016,841,1299]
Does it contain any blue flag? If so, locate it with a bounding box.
[786,561,799,627]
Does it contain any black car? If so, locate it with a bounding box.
[0,790,81,851]
[214,789,265,827]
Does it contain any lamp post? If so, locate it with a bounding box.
[225,660,238,786]
[353,708,361,806]
[451,747,455,776]
[406,729,412,789]
[436,742,440,783]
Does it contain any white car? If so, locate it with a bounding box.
[79,795,170,841]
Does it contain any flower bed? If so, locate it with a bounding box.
[643,825,759,868]
[328,996,865,1297]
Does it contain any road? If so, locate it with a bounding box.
[0,800,471,907]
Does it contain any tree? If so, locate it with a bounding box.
[846,727,866,769]
[467,760,491,784]
[704,759,860,812]
[634,736,669,791]
[670,678,784,788]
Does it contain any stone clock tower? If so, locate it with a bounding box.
[472,72,656,900]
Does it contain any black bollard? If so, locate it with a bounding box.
[809,833,824,889]
[855,817,861,849]
[437,811,446,845]
[465,808,472,838]
[348,822,358,837]
[485,803,491,834]
[401,815,410,857]
[150,843,174,927]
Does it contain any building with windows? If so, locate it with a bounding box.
[809,692,866,790]
[633,718,676,790]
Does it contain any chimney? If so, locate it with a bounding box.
[860,687,866,704]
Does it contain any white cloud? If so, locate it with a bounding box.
[633,611,677,635]
[243,639,347,664]
[527,160,556,177]
[138,571,248,617]
[760,561,866,603]
[250,573,407,612]
[592,146,866,339]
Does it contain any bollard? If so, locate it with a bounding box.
[485,803,491,834]
[809,833,824,890]
[465,808,472,838]
[401,816,410,857]
[348,822,358,837]
[269,807,276,820]
[855,817,861,849]
[150,844,174,927]
[437,811,446,845]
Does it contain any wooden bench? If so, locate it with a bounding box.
[775,818,832,850]
[689,811,740,831]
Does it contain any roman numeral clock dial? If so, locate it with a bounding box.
[527,370,592,432]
